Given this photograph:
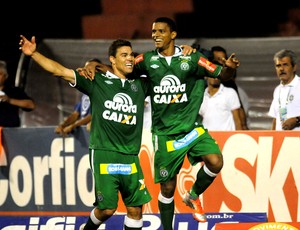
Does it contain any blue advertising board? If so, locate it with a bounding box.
[0,212,267,229]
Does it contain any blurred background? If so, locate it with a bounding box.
[2,0,300,129]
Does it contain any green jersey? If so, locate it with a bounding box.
[74,71,149,155]
[134,46,222,135]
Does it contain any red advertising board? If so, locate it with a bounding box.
[0,128,299,225]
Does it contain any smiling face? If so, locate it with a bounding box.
[110,46,135,78]
[274,56,297,85]
[151,22,176,54]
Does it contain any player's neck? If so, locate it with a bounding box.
[158,43,175,57]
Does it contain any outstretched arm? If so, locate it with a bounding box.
[19,35,75,84]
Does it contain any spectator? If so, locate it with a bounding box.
[234,76,250,117]
[55,58,102,136]
[0,60,35,127]
[268,49,300,130]
[143,96,152,130]
[55,93,91,136]
[20,35,152,230]
[199,77,242,130]
[210,45,250,130]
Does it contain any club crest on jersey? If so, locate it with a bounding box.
[180,62,189,71]
[198,56,217,72]
[159,168,168,178]
[97,192,104,202]
[130,82,138,92]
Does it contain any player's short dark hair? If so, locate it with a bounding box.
[211,46,228,59]
[153,17,177,32]
[108,39,132,57]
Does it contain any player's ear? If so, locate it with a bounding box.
[171,31,177,40]
[109,56,115,65]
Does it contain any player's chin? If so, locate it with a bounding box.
[125,67,134,73]
[154,41,162,47]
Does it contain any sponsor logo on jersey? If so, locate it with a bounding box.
[150,55,160,61]
[198,56,217,72]
[104,80,113,84]
[150,64,159,69]
[139,179,146,190]
[166,127,205,152]
[153,75,187,104]
[134,54,144,64]
[103,93,137,125]
[179,56,191,61]
[100,163,137,175]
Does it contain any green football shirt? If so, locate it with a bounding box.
[74,70,149,155]
[135,46,222,135]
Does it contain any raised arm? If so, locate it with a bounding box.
[19,35,75,84]
[220,53,240,81]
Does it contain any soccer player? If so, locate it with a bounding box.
[19,35,152,230]
[133,17,240,229]
[79,17,240,229]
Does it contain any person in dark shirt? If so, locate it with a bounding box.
[0,60,35,127]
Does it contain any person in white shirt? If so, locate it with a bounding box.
[268,49,300,130]
[143,96,152,130]
[210,46,249,130]
[200,77,242,130]
[236,85,249,115]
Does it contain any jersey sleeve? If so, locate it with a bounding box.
[195,52,222,78]
[134,53,149,76]
[73,70,97,96]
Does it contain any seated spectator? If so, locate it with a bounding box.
[55,93,91,136]
[0,60,35,127]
